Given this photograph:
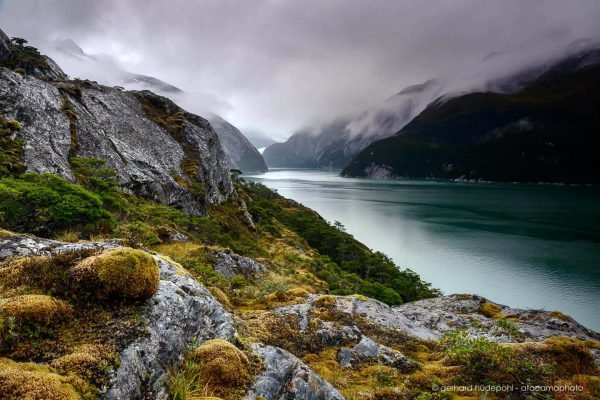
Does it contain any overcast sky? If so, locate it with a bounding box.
[1,0,600,138]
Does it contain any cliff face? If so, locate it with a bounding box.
[208,114,268,173]
[0,30,232,214]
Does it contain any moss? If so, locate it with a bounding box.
[0,294,72,327]
[51,344,116,384]
[60,97,78,157]
[0,358,81,400]
[70,248,159,300]
[191,339,251,394]
[0,229,15,238]
[207,286,232,309]
[478,301,502,318]
[0,115,24,176]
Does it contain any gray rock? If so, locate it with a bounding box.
[209,114,268,173]
[393,294,600,342]
[104,256,236,400]
[0,68,233,215]
[0,232,118,260]
[349,336,416,371]
[245,343,344,400]
[0,29,12,62]
[0,232,236,400]
[211,249,266,278]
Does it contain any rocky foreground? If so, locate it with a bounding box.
[1,231,598,400]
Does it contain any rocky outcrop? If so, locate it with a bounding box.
[261,294,598,359]
[0,231,118,259]
[208,114,268,173]
[0,28,233,214]
[105,256,236,400]
[0,233,237,400]
[210,249,267,278]
[245,343,344,400]
[393,294,600,342]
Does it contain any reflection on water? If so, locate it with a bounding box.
[245,169,600,331]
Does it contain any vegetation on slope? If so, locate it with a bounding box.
[1,155,597,399]
[0,37,50,76]
[343,63,600,183]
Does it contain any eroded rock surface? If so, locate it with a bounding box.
[245,343,344,400]
[211,249,267,278]
[393,294,600,342]
[0,63,232,215]
[105,256,236,400]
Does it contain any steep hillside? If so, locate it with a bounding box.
[343,57,600,183]
[263,81,441,169]
[208,114,268,173]
[1,29,599,400]
[0,30,232,215]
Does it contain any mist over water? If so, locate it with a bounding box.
[245,169,600,331]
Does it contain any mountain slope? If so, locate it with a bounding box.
[342,59,600,183]
[0,30,232,214]
[208,114,268,173]
[263,80,441,169]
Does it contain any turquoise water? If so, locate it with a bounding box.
[245,169,600,331]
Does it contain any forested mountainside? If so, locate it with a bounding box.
[343,49,600,182]
[1,28,599,400]
[263,80,441,169]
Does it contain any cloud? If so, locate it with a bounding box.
[1,0,600,138]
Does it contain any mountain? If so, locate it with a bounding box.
[208,114,268,173]
[342,48,600,183]
[263,80,442,169]
[1,28,599,400]
[51,38,182,94]
[0,30,232,215]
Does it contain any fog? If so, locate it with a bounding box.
[1,0,599,139]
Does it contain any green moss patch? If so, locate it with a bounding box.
[0,358,81,400]
[71,248,159,300]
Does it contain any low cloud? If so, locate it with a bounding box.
[1,0,599,138]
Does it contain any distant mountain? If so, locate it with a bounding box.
[208,115,268,173]
[264,40,600,171]
[342,48,600,183]
[263,80,443,169]
[51,38,182,94]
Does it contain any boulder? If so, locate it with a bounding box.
[245,343,344,400]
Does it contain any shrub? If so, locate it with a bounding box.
[115,221,161,247]
[443,330,551,386]
[0,294,72,327]
[191,339,251,388]
[0,357,81,400]
[70,248,159,300]
[0,115,24,177]
[0,173,114,233]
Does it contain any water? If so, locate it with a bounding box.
[244,169,600,331]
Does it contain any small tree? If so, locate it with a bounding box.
[10,37,28,47]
